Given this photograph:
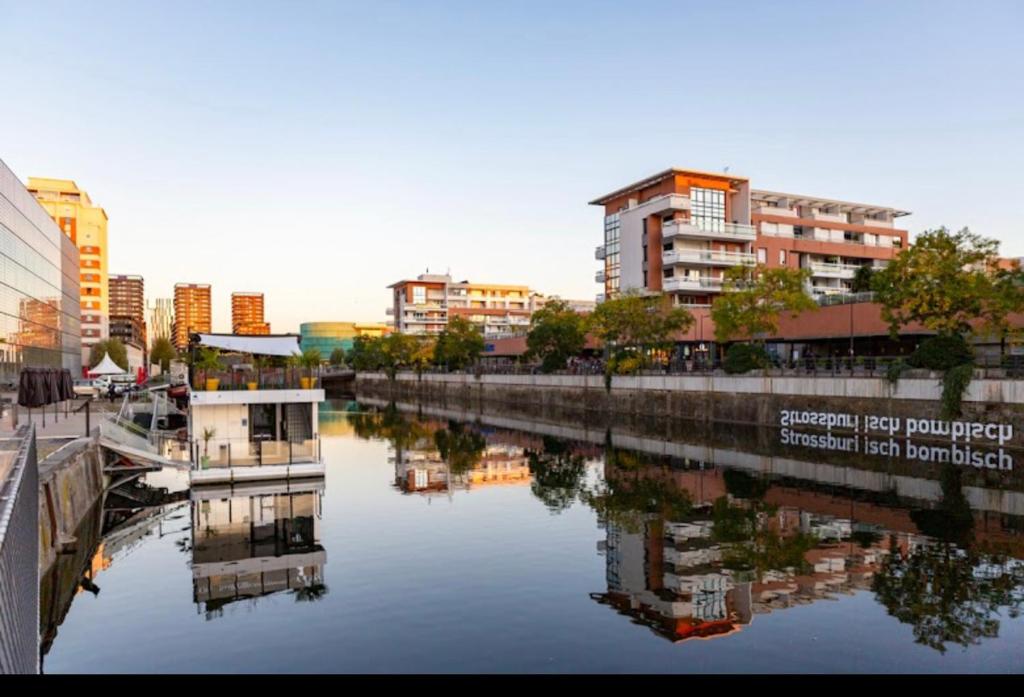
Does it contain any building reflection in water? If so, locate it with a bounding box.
[353,400,1024,653]
[190,480,327,617]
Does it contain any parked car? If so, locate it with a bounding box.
[73,378,100,397]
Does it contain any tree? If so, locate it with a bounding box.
[89,338,129,372]
[850,265,875,293]
[526,299,587,373]
[872,227,1016,338]
[585,291,693,373]
[712,265,818,344]
[434,316,485,371]
[346,335,385,371]
[329,347,347,367]
[150,336,176,373]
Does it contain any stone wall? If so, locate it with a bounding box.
[37,437,105,575]
[355,372,1024,450]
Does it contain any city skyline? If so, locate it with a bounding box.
[2,1,1021,334]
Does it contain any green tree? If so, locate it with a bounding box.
[150,336,176,373]
[850,264,875,293]
[434,316,485,371]
[329,347,347,367]
[526,299,587,373]
[89,338,129,372]
[346,335,385,371]
[585,291,693,373]
[712,265,818,344]
[872,227,1013,338]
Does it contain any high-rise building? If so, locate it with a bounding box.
[387,273,533,336]
[231,292,270,335]
[0,160,82,380]
[591,167,909,306]
[109,274,145,349]
[173,283,211,349]
[146,298,173,349]
[26,177,109,364]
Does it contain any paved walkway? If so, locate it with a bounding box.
[0,393,120,440]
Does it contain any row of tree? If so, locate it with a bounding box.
[344,316,485,377]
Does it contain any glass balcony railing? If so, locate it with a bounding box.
[194,437,321,469]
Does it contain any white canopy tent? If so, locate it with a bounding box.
[89,352,128,376]
[195,333,302,357]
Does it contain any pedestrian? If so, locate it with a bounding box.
[108,383,116,403]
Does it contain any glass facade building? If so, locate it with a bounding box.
[300,322,389,358]
[0,159,82,383]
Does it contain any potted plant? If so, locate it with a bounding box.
[196,347,222,391]
[201,426,216,468]
[299,348,321,389]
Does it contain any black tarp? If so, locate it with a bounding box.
[17,368,75,408]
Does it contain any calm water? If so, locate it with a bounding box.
[41,400,1024,673]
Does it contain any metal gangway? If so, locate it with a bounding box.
[98,390,192,470]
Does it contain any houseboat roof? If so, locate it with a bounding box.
[193,332,302,357]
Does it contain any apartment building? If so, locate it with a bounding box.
[109,274,145,349]
[173,283,212,349]
[27,177,109,362]
[231,291,271,335]
[387,273,533,336]
[591,167,909,306]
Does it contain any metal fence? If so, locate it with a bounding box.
[0,425,39,675]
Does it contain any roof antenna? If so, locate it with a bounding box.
[723,166,730,173]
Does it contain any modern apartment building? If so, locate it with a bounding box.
[146,297,173,349]
[26,177,109,362]
[231,292,270,335]
[173,283,212,349]
[387,273,533,336]
[109,274,145,349]
[0,161,82,380]
[591,167,909,306]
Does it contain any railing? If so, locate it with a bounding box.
[193,436,321,469]
[663,249,755,266]
[0,426,38,674]
[809,262,861,277]
[193,368,322,391]
[662,220,756,241]
[815,292,877,306]
[663,276,723,292]
[595,245,606,261]
[760,228,900,248]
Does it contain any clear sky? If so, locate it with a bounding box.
[2,1,1021,333]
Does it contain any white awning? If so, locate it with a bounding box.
[196,333,301,357]
[89,352,128,375]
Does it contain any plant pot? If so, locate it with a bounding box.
[205,378,220,391]
[247,381,258,390]
[200,455,210,469]
[300,377,316,389]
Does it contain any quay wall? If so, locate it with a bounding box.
[37,437,105,577]
[354,372,1024,448]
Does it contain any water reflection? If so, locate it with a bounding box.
[190,482,327,617]
[355,400,1024,653]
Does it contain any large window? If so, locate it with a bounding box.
[690,187,725,232]
[603,213,621,297]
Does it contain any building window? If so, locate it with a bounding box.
[413,286,426,305]
[690,187,725,232]
[779,249,787,265]
[757,248,767,264]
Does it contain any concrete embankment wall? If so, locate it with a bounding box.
[37,437,105,575]
[355,372,1024,448]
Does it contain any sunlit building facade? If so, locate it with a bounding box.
[299,321,391,358]
[146,297,173,350]
[109,274,145,350]
[0,160,81,380]
[387,273,533,336]
[173,283,211,350]
[231,291,270,336]
[26,176,108,364]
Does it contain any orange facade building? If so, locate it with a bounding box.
[591,167,910,306]
[173,283,211,349]
[388,273,533,336]
[231,292,270,336]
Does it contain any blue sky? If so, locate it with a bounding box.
[2,1,1021,332]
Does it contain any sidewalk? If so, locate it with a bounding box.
[0,393,120,440]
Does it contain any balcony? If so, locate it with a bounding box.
[808,262,860,279]
[385,307,394,316]
[628,193,690,216]
[662,219,756,242]
[595,269,606,283]
[662,276,724,294]
[662,249,755,267]
[595,245,606,261]
[595,293,605,303]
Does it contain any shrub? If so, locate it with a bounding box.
[884,358,904,386]
[723,343,769,375]
[907,334,973,372]
[941,363,975,419]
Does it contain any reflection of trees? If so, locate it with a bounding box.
[433,421,486,476]
[581,447,693,533]
[350,403,432,452]
[872,463,1024,653]
[710,496,816,578]
[525,436,587,513]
